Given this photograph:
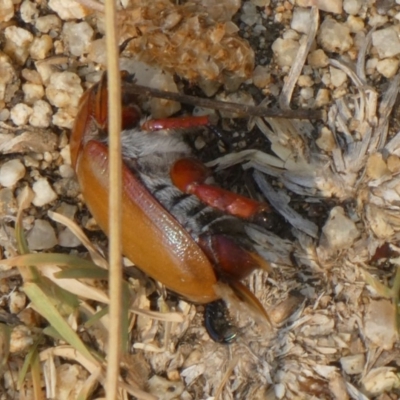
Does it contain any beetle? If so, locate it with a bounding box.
[70,72,272,338]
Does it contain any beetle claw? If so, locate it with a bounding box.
[229,280,272,325]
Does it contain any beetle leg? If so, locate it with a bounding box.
[171,157,271,220]
[141,115,213,131]
[197,230,272,324]
[198,233,271,280]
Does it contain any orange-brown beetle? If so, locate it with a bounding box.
[70,73,271,331]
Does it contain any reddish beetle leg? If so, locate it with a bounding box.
[142,115,213,131]
[171,158,271,220]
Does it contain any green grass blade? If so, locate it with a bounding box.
[0,323,11,372]
[3,253,104,270]
[24,282,98,365]
[17,334,42,389]
[83,306,109,329]
[55,268,108,280]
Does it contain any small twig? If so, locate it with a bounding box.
[124,82,323,120]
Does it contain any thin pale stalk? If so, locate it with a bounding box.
[104,0,123,399]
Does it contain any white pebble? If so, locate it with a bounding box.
[43,151,52,163]
[364,300,397,351]
[87,38,107,65]
[0,0,14,22]
[291,7,311,34]
[59,164,75,178]
[366,58,378,75]
[366,153,389,180]
[0,53,15,86]
[55,202,77,220]
[240,2,260,26]
[329,66,347,87]
[321,72,331,86]
[318,18,353,53]
[297,75,313,87]
[252,65,271,88]
[23,155,40,168]
[307,49,329,68]
[296,0,343,14]
[4,26,33,64]
[22,69,42,85]
[9,291,26,314]
[26,219,58,250]
[62,21,94,57]
[10,325,33,353]
[0,109,10,121]
[60,145,71,165]
[340,354,365,375]
[58,228,81,247]
[322,207,359,250]
[4,26,33,47]
[52,109,75,129]
[29,100,52,128]
[368,14,388,27]
[35,14,62,33]
[29,35,53,60]
[0,159,26,188]
[22,82,44,104]
[314,88,330,107]
[343,0,362,15]
[282,29,299,40]
[372,27,400,59]
[376,58,400,78]
[35,61,54,85]
[10,103,33,126]
[346,15,365,33]
[20,0,38,23]
[300,87,314,100]
[272,38,299,67]
[45,71,83,108]
[32,178,57,207]
[48,0,90,20]
[316,127,335,152]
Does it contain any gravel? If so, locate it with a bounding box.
[1,0,400,399]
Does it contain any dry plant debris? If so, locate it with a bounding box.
[1,0,400,399]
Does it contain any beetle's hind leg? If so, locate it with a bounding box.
[170,157,272,222]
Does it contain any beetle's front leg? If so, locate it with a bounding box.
[70,72,141,169]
